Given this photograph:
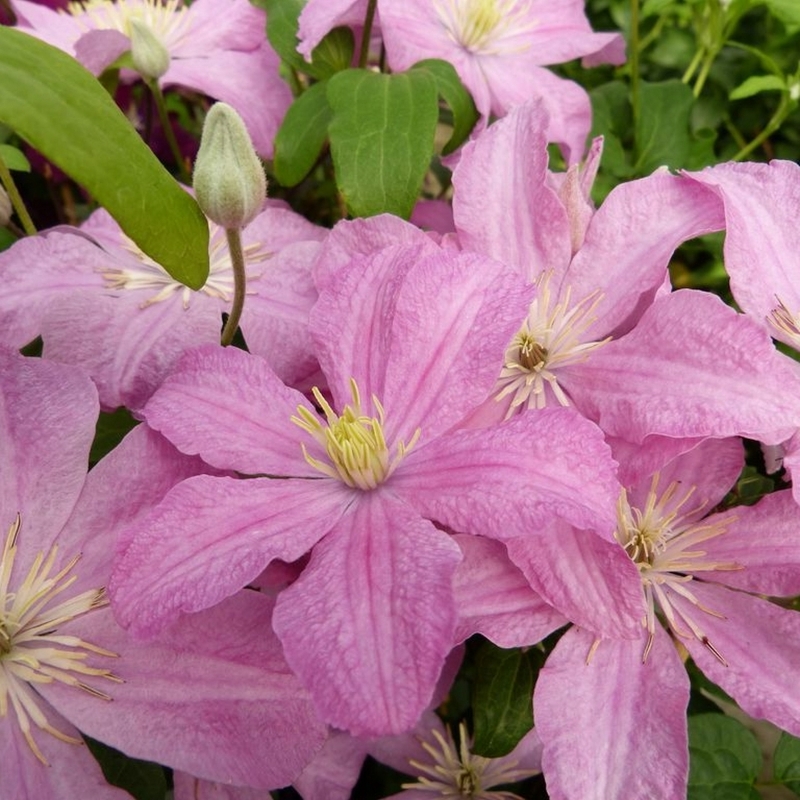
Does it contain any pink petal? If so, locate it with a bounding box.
[273,492,462,735]
[41,289,221,411]
[452,99,571,280]
[43,593,328,789]
[74,28,130,74]
[697,492,800,596]
[685,160,800,341]
[567,172,725,339]
[164,45,291,158]
[566,290,800,444]
[59,425,210,587]
[109,475,350,635]
[142,345,315,476]
[505,519,644,638]
[173,774,267,800]
[173,0,267,55]
[672,581,800,737]
[393,409,620,539]
[312,244,533,444]
[292,729,368,800]
[0,349,97,557]
[0,717,130,800]
[452,534,568,647]
[297,0,369,58]
[535,625,689,800]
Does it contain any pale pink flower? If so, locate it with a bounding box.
[377,0,625,162]
[0,348,327,796]
[0,200,326,409]
[109,241,622,736]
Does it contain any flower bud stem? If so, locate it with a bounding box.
[0,153,36,236]
[220,226,246,346]
[358,0,378,68]
[148,79,191,185]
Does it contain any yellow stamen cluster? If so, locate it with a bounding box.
[0,515,120,764]
[769,297,800,351]
[291,379,419,491]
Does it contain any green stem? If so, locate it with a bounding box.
[692,50,718,97]
[682,47,705,85]
[149,80,191,184]
[358,0,378,69]
[731,95,791,161]
[220,227,246,347]
[630,0,641,130]
[0,154,36,236]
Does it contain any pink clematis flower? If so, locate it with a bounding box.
[451,100,800,447]
[297,0,376,61]
[11,0,291,157]
[0,348,328,796]
[377,0,625,162]
[109,241,622,737]
[0,199,326,409]
[524,437,800,800]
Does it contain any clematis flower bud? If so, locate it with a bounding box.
[192,102,267,229]
[0,185,11,228]
[129,18,170,80]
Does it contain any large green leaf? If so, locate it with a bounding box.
[273,80,333,186]
[635,79,695,175]
[470,640,536,758]
[688,714,762,800]
[0,27,208,288]
[408,59,478,155]
[326,68,438,218]
[773,731,800,795]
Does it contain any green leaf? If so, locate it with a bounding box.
[408,59,478,155]
[590,80,634,179]
[261,0,307,73]
[635,79,695,174]
[730,75,788,100]
[0,143,30,172]
[274,80,333,186]
[688,714,762,800]
[309,26,355,78]
[85,736,168,800]
[326,68,438,218]
[773,731,800,794]
[764,0,800,32]
[471,641,536,758]
[0,27,209,288]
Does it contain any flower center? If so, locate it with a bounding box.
[494,274,610,413]
[402,721,535,799]
[292,379,419,491]
[66,0,191,46]
[434,0,536,55]
[101,225,270,309]
[0,515,120,764]
[614,477,742,663]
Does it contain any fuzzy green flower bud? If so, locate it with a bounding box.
[193,102,267,229]
[129,19,170,80]
[0,186,11,228]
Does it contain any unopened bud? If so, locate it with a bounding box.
[193,102,266,229]
[130,18,170,80]
[0,186,11,228]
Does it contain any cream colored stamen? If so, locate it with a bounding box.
[101,225,270,309]
[0,515,120,764]
[495,274,610,412]
[614,476,742,664]
[434,0,537,56]
[66,0,191,46]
